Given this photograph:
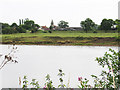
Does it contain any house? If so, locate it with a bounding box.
[56,27,83,31]
[41,26,50,31]
[66,27,83,31]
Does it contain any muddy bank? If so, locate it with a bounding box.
[1,37,119,46]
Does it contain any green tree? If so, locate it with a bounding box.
[100,19,114,32]
[19,19,21,25]
[80,18,95,33]
[11,23,18,28]
[2,23,10,29]
[24,20,35,30]
[22,19,24,24]
[58,20,69,28]
[16,25,26,33]
[115,19,120,32]
[2,27,18,34]
[23,19,40,33]
[31,24,40,33]
[2,23,19,34]
[10,23,18,33]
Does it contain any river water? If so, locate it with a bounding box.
[0,45,118,88]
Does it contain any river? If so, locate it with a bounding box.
[0,45,118,88]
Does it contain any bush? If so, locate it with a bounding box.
[93,30,97,33]
[48,30,52,33]
[2,27,17,34]
[17,26,26,33]
[42,31,47,33]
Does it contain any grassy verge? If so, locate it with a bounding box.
[0,31,119,46]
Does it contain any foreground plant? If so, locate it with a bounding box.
[44,74,55,89]
[21,48,119,89]
[22,76,28,88]
[77,48,119,89]
[0,45,18,70]
[91,48,120,88]
[30,79,40,88]
[57,69,66,88]
[78,77,91,88]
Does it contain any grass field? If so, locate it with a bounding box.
[0,31,119,46]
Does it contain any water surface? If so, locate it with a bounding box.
[0,45,118,88]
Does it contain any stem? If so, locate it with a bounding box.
[80,81,86,88]
[0,60,9,70]
[109,62,116,88]
[19,77,21,88]
[67,73,70,88]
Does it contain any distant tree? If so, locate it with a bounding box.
[22,19,24,24]
[2,27,16,34]
[19,19,21,25]
[91,24,99,33]
[2,19,40,34]
[115,20,120,32]
[11,23,18,31]
[58,20,69,28]
[31,24,40,33]
[2,23,10,29]
[34,24,40,29]
[100,19,114,32]
[11,23,18,27]
[17,25,26,33]
[80,18,95,33]
[2,23,19,34]
[115,19,120,23]
[24,20,35,30]
[22,20,38,33]
[115,19,120,30]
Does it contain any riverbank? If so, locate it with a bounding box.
[0,32,119,46]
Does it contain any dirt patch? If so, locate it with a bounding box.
[1,37,118,46]
[91,37,116,43]
[75,37,84,40]
[44,36,63,39]
[27,36,38,38]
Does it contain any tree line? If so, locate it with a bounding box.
[80,18,120,33]
[2,18,40,34]
[1,18,120,34]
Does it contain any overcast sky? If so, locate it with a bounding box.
[0,0,119,27]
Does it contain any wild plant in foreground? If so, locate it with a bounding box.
[78,77,91,88]
[91,48,120,88]
[0,45,18,70]
[77,48,119,88]
[30,79,40,88]
[44,74,55,89]
[57,69,66,88]
[20,48,119,89]
[22,76,28,88]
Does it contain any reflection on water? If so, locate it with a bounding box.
[0,45,118,88]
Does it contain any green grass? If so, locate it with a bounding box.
[1,31,118,37]
[0,31,119,46]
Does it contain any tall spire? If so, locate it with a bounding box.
[51,20,54,26]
